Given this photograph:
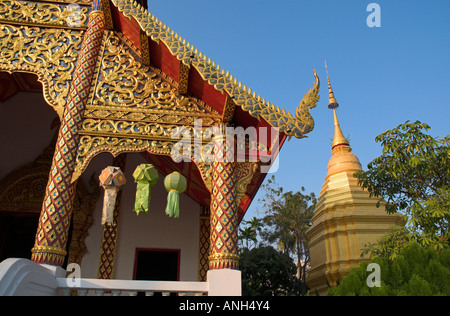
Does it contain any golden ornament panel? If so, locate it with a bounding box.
[72,30,224,184]
[87,31,221,117]
[0,23,84,117]
[0,0,90,29]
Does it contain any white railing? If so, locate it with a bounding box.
[56,278,208,296]
[0,258,241,296]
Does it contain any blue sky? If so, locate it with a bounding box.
[147,0,450,220]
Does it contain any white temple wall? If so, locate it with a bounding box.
[0,91,58,180]
[80,153,201,282]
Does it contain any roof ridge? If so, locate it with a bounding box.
[110,0,320,138]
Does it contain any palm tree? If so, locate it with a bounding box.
[238,217,263,251]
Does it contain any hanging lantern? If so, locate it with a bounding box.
[132,164,159,215]
[164,171,187,218]
[99,166,126,226]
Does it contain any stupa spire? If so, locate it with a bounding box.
[325,61,339,110]
[325,61,350,149]
[307,65,404,296]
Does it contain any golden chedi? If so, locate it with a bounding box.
[306,64,404,295]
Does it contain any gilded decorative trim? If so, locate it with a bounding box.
[71,30,223,183]
[73,135,172,181]
[31,246,67,266]
[222,96,236,123]
[197,206,210,281]
[110,0,320,139]
[208,253,240,270]
[235,162,258,207]
[83,106,220,125]
[88,31,220,116]
[99,0,113,29]
[72,134,216,192]
[0,23,84,118]
[79,119,217,141]
[178,61,189,95]
[32,9,106,266]
[0,144,54,212]
[139,30,150,66]
[209,135,239,270]
[35,0,92,6]
[0,0,90,29]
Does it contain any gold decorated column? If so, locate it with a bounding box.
[198,206,210,281]
[209,130,239,270]
[31,2,105,266]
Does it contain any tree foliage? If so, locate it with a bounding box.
[257,175,317,295]
[240,246,299,296]
[355,120,450,252]
[361,225,412,261]
[327,243,450,296]
[238,217,263,250]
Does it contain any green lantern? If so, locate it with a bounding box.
[132,164,159,215]
[164,171,187,218]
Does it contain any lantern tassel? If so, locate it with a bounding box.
[165,189,180,218]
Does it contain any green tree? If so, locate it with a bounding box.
[361,225,411,261]
[240,246,299,296]
[258,175,317,295]
[327,243,450,296]
[238,217,263,250]
[355,121,450,254]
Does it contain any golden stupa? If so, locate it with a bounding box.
[306,65,404,295]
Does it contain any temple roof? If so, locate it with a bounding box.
[0,0,320,221]
[102,0,320,218]
[105,0,320,139]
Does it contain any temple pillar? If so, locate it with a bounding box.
[198,206,210,281]
[31,5,105,266]
[208,132,239,270]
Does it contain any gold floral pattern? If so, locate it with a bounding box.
[0,0,89,29]
[0,23,83,117]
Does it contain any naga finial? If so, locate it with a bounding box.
[282,69,319,139]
